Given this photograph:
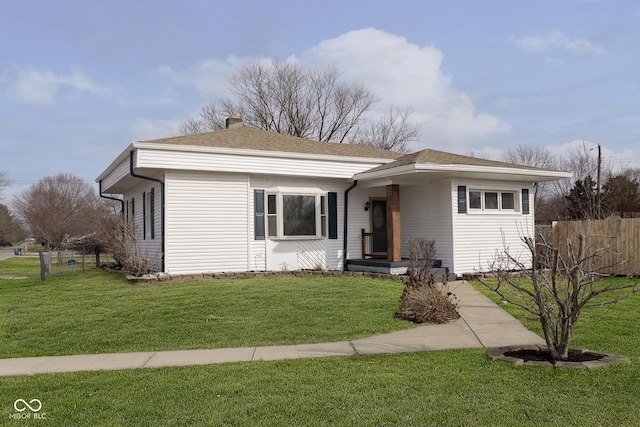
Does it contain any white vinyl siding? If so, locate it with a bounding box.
[251,176,347,271]
[400,180,454,269]
[123,181,162,271]
[164,173,347,274]
[164,171,249,274]
[137,147,387,180]
[452,180,534,274]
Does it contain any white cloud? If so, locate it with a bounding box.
[509,31,605,55]
[1,66,114,104]
[546,139,633,173]
[302,28,511,149]
[131,118,183,141]
[162,28,511,149]
[160,55,250,98]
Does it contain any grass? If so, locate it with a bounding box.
[2,350,640,426]
[0,257,41,275]
[0,267,412,358]
[471,276,640,358]
[2,265,640,425]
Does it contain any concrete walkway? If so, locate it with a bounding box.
[0,281,545,377]
[0,246,17,262]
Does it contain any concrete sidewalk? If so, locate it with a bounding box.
[0,281,545,377]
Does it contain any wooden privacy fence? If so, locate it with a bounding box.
[551,218,640,276]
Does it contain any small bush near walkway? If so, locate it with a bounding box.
[394,238,459,324]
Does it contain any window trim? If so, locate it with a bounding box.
[266,191,327,240]
[467,189,519,213]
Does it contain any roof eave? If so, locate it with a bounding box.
[95,143,135,183]
[354,163,573,182]
[130,141,399,165]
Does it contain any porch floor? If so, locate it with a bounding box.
[346,258,457,281]
[346,258,409,275]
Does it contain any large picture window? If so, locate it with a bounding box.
[283,195,316,236]
[469,190,517,212]
[266,192,327,239]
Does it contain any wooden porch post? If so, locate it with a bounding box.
[386,184,401,262]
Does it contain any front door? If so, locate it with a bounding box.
[371,200,387,254]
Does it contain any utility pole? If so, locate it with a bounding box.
[596,144,602,219]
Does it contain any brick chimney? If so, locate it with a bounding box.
[225,115,243,129]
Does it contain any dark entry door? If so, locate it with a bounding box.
[371,200,387,254]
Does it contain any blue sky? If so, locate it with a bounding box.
[1,0,639,199]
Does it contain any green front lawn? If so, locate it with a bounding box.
[472,276,640,359]
[2,265,640,425]
[0,268,412,358]
[2,350,640,426]
[0,257,41,275]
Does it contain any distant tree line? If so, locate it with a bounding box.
[501,142,640,223]
[0,171,27,246]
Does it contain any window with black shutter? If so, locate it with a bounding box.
[458,186,467,213]
[328,192,338,239]
[254,190,265,240]
[522,189,530,214]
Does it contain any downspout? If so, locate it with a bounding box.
[342,180,358,270]
[129,150,165,272]
[99,180,124,215]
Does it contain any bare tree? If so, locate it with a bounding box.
[0,171,9,201]
[478,234,637,362]
[179,59,416,152]
[0,204,26,245]
[552,141,610,202]
[502,145,557,217]
[13,173,107,249]
[502,145,556,169]
[349,107,418,152]
[180,104,227,134]
[601,169,640,218]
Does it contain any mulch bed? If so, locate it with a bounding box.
[488,346,631,368]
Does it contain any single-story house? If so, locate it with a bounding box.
[96,116,570,277]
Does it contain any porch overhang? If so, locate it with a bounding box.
[353,163,572,185]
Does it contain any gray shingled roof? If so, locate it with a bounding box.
[142,126,404,160]
[363,148,559,173]
[140,126,560,174]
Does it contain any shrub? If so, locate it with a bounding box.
[98,213,150,276]
[394,238,459,324]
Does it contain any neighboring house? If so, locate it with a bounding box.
[96,116,570,276]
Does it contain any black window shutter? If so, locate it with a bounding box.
[522,189,530,214]
[254,190,265,240]
[142,192,146,239]
[328,192,338,239]
[150,187,155,239]
[457,186,467,213]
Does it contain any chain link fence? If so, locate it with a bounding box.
[38,249,113,281]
